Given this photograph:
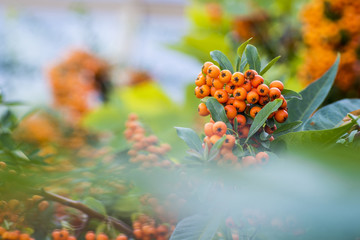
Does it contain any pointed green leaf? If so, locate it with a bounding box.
[205,98,232,129]
[303,98,360,130]
[236,37,252,71]
[274,121,302,136]
[282,89,303,100]
[246,99,282,142]
[175,127,203,153]
[210,50,234,73]
[286,55,340,126]
[245,44,261,72]
[260,56,281,75]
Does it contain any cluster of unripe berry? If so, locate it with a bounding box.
[84,231,127,240]
[0,228,34,240]
[196,61,288,125]
[124,114,172,168]
[132,214,171,240]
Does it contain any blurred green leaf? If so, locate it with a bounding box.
[246,99,282,142]
[175,127,203,153]
[303,99,360,130]
[260,56,281,76]
[286,56,340,126]
[210,50,234,73]
[245,44,261,73]
[83,197,107,216]
[282,89,302,100]
[274,121,302,136]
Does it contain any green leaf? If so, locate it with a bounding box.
[274,121,354,149]
[210,50,234,73]
[236,37,252,71]
[205,98,232,129]
[245,44,261,73]
[286,56,340,125]
[175,127,203,153]
[274,121,302,136]
[281,89,303,100]
[170,214,224,240]
[246,99,282,142]
[209,136,226,160]
[260,56,281,75]
[240,58,248,72]
[303,99,360,130]
[83,197,107,216]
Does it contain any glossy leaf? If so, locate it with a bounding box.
[281,89,303,100]
[175,127,203,153]
[274,121,303,136]
[260,56,281,76]
[245,44,261,73]
[205,98,232,129]
[170,214,223,240]
[246,99,283,142]
[303,99,360,130]
[286,56,340,125]
[210,50,234,73]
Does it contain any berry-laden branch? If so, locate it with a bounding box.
[36,189,133,236]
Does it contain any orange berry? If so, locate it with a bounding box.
[210,86,217,96]
[85,231,96,240]
[199,85,211,97]
[68,237,76,240]
[133,221,141,229]
[224,105,237,120]
[212,79,224,89]
[223,152,238,162]
[156,225,168,235]
[238,126,249,138]
[225,83,236,94]
[202,62,214,74]
[231,72,245,86]
[0,227,6,235]
[269,88,281,100]
[279,95,287,109]
[96,233,109,240]
[257,84,269,96]
[219,70,232,83]
[274,109,288,123]
[233,87,247,101]
[246,91,259,104]
[204,122,214,137]
[269,80,284,91]
[59,229,69,240]
[223,135,236,149]
[233,100,246,113]
[210,135,222,144]
[259,96,270,105]
[133,229,142,239]
[195,74,206,86]
[214,89,229,103]
[251,75,264,88]
[234,114,247,128]
[250,106,262,118]
[226,97,235,105]
[205,75,213,86]
[198,103,210,116]
[244,69,257,80]
[213,121,227,136]
[204,136,212,148]
[242,156,257,167]
[242,80,252,92]
[195,86,202,98]
[116,234,128,240]
[268,112,276,119]
[256,152,269,164]
[20,233,31,240]
[38,200,49,211]
[207,65,220,78]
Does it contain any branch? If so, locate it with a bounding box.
[35,189,133,236]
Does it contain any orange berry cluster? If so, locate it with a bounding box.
[51,229,76,240]
[0,199,24,226]
[84,231,128,240]
[0,227,34,240]
[48,50,109,123]
[132,214,172,240]
[196,62,288,125]
[301,0,360,96]
[124,114,172,168]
